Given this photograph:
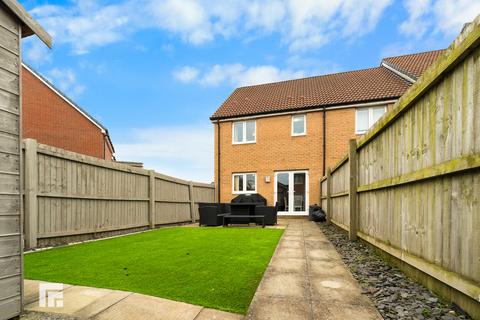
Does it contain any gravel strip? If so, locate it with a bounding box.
[318,222,470,320]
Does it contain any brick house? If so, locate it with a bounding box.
[22,64,115,160]
[211,49,444,215]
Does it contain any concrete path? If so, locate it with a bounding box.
[23,280,243,320]
[247,219,382,320]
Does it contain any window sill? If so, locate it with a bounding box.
[232,191,257,195]
[291,133,306,137]
[232,141,256,145]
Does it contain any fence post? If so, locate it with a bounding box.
[326,168,332,224]
[24,139,38,249]
[348,139,358,241]
[188,181,195,223]
[148,170,155,229]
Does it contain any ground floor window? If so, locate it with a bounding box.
[232,173,256,194]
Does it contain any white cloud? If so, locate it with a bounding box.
[400,0,480,38]
[176,63,305,87]
[47,68,85,98]
[114,125,214,182]
[433,0,480,35]
[149,0,212,44]
[29,0,394,54]
[23,37,52,65]
[31,1,132,54]
[172,66,200,83]
[399,0,432,37]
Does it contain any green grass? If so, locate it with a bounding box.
[25,227,283,314]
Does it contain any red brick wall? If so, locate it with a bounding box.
[22,66,112,160]
[214,103,395,208]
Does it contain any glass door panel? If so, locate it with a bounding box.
[293,173,306,212]
[276,172,289,213]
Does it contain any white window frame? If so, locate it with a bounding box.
[355,106,387,134]
[232,121,256,144]
[232,173,257,194]
[291,114,306,136]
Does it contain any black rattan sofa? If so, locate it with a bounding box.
[198,203,231,226]
[255,205,278,225]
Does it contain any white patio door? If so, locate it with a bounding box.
[274,171,309,215]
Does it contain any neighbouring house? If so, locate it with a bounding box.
[22,63,115,160]
[211,49,444,215]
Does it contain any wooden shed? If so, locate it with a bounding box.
[0,1,50,319]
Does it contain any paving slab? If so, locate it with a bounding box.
[277,239,304,249]
[255,273,308,299]
[247,219,382,320]
[26,285,117,315]
[93,293,202,320]
[24,280,74,305]
[268,257,306,274]
[248,296,312,320]
[194,308,244,320]
[73,290,131,318]
[23,280,243,320]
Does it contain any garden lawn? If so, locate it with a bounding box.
[24,227,283,314]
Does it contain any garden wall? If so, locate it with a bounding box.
[23,139,215,249]
[320,16,480,318]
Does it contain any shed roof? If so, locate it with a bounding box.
[2,0,51,47]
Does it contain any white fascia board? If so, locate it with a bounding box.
[212,99,398,123]
[381,62,417,84]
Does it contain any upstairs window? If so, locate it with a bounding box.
[292,114,306,136]
[356,106,387,134]
[233,121,256,144]
[232,173,256,194]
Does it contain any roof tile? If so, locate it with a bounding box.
[382,49,446,79]
[211,49,445,120]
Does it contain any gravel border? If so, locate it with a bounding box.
[318,222,470,320]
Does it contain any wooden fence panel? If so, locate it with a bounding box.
[23,141,214,247]
[321,17,480,317]
[330,160,349,228]
[154,175,192,224]
[320,178,327,210]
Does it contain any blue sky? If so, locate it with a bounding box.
[20,0,480,182]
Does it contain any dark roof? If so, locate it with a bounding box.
[211,67,409,120]
[210,49,445,120]
[381,49,446,80]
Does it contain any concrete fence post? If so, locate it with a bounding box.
[348,139,358,241]
[24,139,38,249]
[148,170,155,229]
[326,168,332,224]
[188,182,195,223]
